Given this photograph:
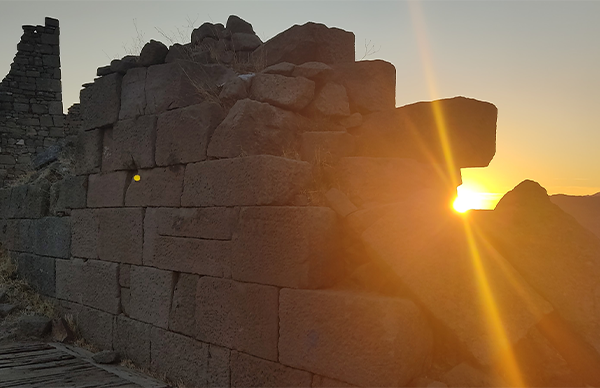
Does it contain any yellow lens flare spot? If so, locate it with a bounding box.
[133,174,141,182]
[453,185,491,213]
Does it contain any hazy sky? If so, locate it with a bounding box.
[1,1,599,202]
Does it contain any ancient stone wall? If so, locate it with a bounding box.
[5,15,600,388]
[0,17,66,186]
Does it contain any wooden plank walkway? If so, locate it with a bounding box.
[0,342,168,388]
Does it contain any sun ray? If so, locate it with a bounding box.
[408,2,525,384]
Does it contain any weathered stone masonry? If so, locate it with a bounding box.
[5,14,600,388]
[0,17,71,186]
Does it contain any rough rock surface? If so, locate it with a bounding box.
[249,73,315,111]
[252,22,355,67]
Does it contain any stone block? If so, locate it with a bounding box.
[50,175,87,213]
[119,67,147,120]
[207,99,309,159]
[33,217,71,258]
[230,351,312,388]
[305,82,350,118]
[60,302,114,350]
[252,22,355,67]
[71,209,99,259]
[74,128,103,175]
[56,258,120,314]
[124,166,184,207]
[196,277,279,361]
[330,60,396,114]
[145,61,235,115]
[324,188,357,217]
[151,327,209,386]
[181,156,311,207]
[300,131,356,163]
[231,206,341,289]
[13,253,55,296]
[355,97,498,168]
[249,74,315,111]
[119,264,130,288]
[142,208,159,265]
[151,236,231,277]
[102,115,156,171]
[279,289,433,387]
[361,199,553,366]
[155,207,239,240]
[169,273,198,337]
[0,188,12,218]
[80,73,122,130]
[113,315,151,369]
[155,102,225,166]
[87,171,130,207]
[208,345,230,388]
[98,208,144,264]
[335,157,460,207]
[9,182,50,219]
[6,219,33,253]
[129,266,174,328]
[120,288,130,316]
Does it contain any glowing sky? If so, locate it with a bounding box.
[2,1,599,205]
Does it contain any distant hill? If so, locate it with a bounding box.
[550,192,600,239]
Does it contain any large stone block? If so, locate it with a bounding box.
[145,61,235,115]
[87,171,130,208]
[155,102,225,165]
[55,258,120,314]
[332,60,396,114]
[355,97,498,168]
[71,209,99,259]
[102,115,157,171]
[279,289,433,387]
[50,175,87,213]
[60,301,114,350]
[80,73,122,130]
[9,182,50,219]
[196,277,279,361]
[181,156,311,207]
[230,351,312,388]
[169,273,198,337]
[231,206,341,288]
[207,99,309,159]
[249,74,315,111]
[142,207,159,265]
[0,188,12,218]
[300,131,356,163]
[129,265,175,328]
[361,199,553,366]
[119,67,147,120]
[151,327,209,386]
[6,219,34,253]
[155,207,239,240]
[304,82,351,118]
[252,22,355,67]
[151,236,231,277]
[335,157,460,207]
[98,208,144,264]
[33,217,71,258]
[113,315,151,369]
[73,128,103,175]
[13,253,55,297]
[208,345,230,388]
[124,166,184,207]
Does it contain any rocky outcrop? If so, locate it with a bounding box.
[550,192,600,239]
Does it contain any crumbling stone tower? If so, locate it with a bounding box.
[0,17,64,186]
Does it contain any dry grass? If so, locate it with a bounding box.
[120,358,186,388]
[0,248,57,319]
[303,148,338,206]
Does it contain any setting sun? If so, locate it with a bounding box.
[453,185,502,212]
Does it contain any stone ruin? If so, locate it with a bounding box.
[2,15,600,387]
